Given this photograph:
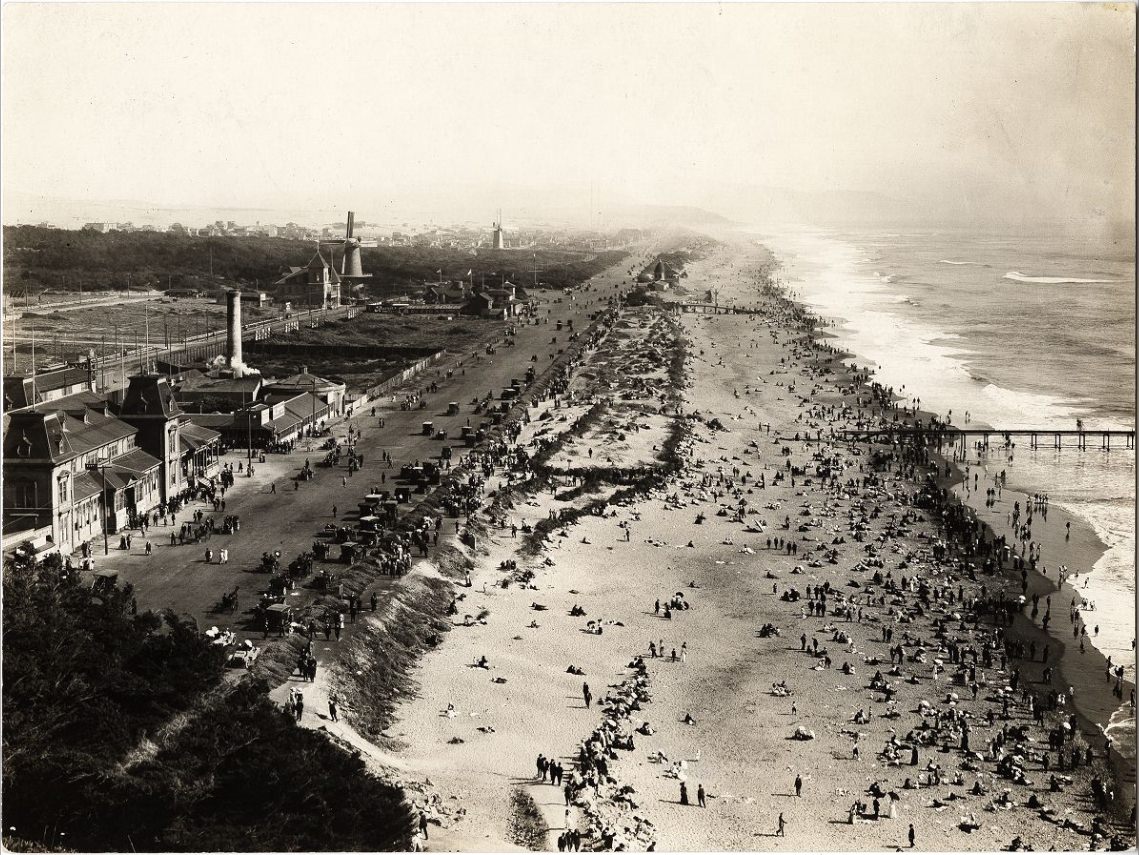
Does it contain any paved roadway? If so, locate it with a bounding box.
[95,244,662,637]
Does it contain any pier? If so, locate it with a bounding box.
[841,427,1136,451]
[674,302,761,315]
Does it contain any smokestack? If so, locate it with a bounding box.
[226,289,244,377]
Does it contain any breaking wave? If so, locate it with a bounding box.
[1004,271,1119,285]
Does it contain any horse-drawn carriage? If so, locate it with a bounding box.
[219,586,240,613]
[288,551,314,577]
[312,569,339,592]
[263,602,293,631]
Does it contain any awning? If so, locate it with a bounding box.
[180,422,221,453]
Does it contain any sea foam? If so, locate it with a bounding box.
[1004,271,1119,285]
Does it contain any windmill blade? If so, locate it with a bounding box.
[319,239,347,246]
[345,211,355,240]
[357,240,379,248]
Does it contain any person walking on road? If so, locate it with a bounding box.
[794,774,802,797]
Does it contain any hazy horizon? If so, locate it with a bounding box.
[2,3,1134,239]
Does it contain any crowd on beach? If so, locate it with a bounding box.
[402,272,1136,851]
[156,251,1130,852]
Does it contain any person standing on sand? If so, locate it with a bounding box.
[582,683,592,708]
[777,813,785,836]
[680,782,689,805]
[697,784,706,807]
[908,823,915,847]
[795,773,803,797]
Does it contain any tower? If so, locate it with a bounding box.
[492,210,505,250]
[320,211,376,298]
[226,290,246,377]
[119,374,184,502]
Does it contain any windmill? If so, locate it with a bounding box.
[320,211,375,289]
[491,210,505,250]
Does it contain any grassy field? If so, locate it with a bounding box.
[246,314,504,391]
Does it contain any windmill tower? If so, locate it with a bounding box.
[321,211,376,294]
[492,210,505,250]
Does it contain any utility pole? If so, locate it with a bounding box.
[86,460,110,555]
[244,389,254,475]
[29,325,37,409]
[117,325,124,390]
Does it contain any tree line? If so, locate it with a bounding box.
[2,556,413,851]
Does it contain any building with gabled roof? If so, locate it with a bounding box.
[3,404,161,555]
[3,364,96,411]
[263,368,346,415]
[3,374,190,558]
[119,375,185,502]
[272,249,342,308]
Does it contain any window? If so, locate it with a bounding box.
[58,474,70,503]
[15,480,36,508]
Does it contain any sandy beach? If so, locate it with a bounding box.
[310,236,1134,851]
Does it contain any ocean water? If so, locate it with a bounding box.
[756,227,1135,743]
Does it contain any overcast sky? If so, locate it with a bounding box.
[2,2,1134,230]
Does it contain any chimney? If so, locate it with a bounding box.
[226,289,244,377]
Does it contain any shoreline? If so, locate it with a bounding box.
[754,227,1135,678]
[312,233,1134,850]
[746,228,1136,772]
[745,237,1137,821]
